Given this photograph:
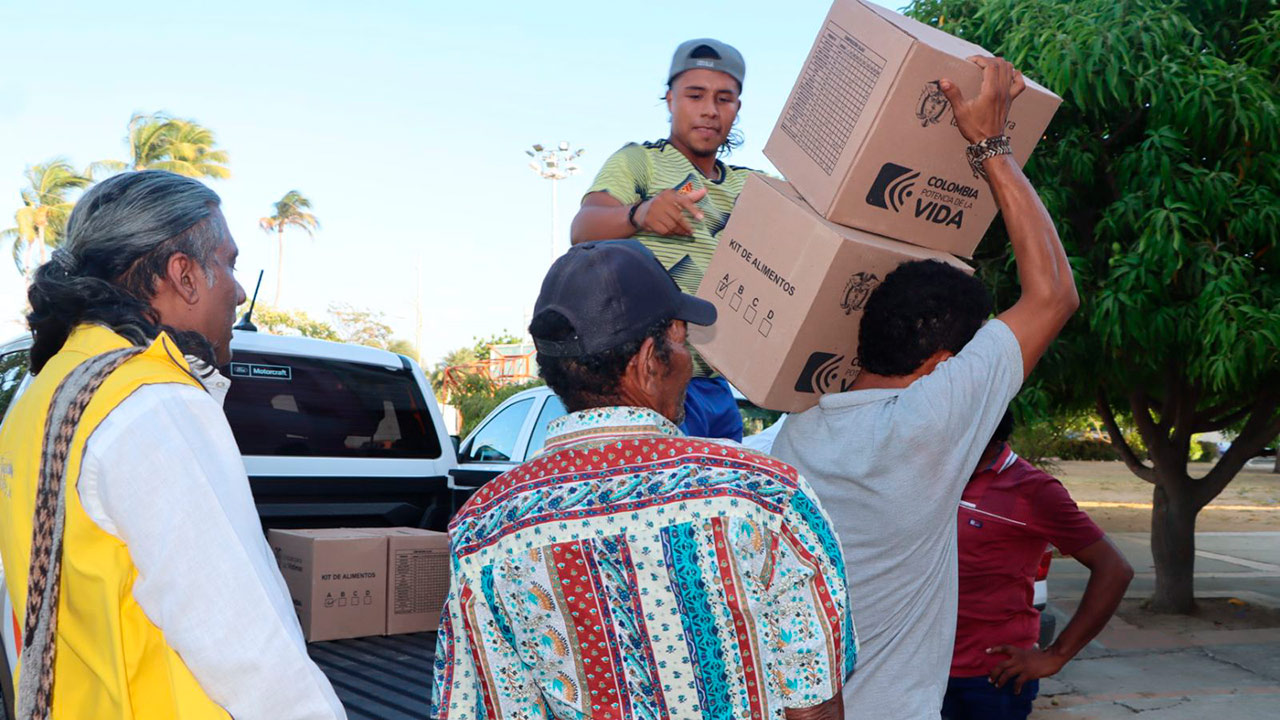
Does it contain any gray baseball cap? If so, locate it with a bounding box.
[668,39,745,90]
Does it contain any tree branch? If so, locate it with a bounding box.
[1196,395,1280,508]
[1157,363,1181,432]
[1101,108,1147,149]
[1195,399,1238,424]
[1130,390,1160,441]
[1146,392,1165,419]
[1131,390,1179,478]
[1097,388,1156,483]
[1194,405,1252,434]
[1170,376,1198,456]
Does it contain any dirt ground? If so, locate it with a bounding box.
[1114,596,1280,632]
[1051,461,1280,533]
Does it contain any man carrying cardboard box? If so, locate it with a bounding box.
[570,39,754,441]
[772,57,1079,720]
[433,240,855,720]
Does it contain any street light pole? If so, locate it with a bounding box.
[550,178,558,265]
[527,142,585,264]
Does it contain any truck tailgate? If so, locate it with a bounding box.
[309,633,436,719]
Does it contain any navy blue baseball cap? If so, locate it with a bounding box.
[532,240,717,357]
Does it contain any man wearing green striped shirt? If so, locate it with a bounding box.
[571,38,755,441]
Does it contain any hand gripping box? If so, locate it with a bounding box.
[763,0,1061,257]
[269,528,387,642]
[690,175,971,413]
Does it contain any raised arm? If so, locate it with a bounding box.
[941,57,1079,379]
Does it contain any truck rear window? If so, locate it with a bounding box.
[222,351,442,459]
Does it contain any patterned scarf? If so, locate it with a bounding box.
[17,346,144,720]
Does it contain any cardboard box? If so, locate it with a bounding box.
[763,0,1061,257]
[356,528,451,635]
[269,529,387,642]
[690,175,970,412]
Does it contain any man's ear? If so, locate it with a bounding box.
[665,89,674,114]
[163,252,203,306]
[917,349,955,377]
[629,336,665,394]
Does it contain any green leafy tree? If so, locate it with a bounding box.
[330,303,393,348]
[2,159,91,276]
[430,346,479,393]
[327,304,415,355]
[429,332,526,392]
[471,331,523,359]
[386,338,419,360]
[245,303,415,359]
[454,378,543,438]
[259,190,319,305]
[907,0,1280,612]
[248,305,340,341]
[92,112,231,180]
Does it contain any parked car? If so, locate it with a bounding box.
[451,383,784,500]
[449,385,566,508]
[0,329,464,719]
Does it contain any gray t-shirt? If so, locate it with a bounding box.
[773,319,1023,719]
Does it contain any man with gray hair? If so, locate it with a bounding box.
[0,171,346,719]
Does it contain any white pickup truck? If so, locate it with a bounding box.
[0,330,1059,718]
[0,328,521,719]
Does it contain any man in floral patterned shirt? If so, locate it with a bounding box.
[433,240,855,720]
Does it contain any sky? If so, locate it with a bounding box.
[0,0,899,367]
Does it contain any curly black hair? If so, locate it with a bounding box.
[857,260,993,377]
[530,310,674,412]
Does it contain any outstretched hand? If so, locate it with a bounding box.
[939,56,1026,144]
[635,187,707,236]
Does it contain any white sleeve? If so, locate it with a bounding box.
[79,383,348,720]
[898,318,1024,487]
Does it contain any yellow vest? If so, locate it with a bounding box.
[0,325,230,719]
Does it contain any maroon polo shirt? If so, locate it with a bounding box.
[951,444,1105,677]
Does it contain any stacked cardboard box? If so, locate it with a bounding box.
[691,0,1061,412]
[270,527,451,642]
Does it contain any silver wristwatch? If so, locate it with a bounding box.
[965,135,1012,180]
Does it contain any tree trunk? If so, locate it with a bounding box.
[1104,375,1279,614]
[274,228,284,306]
[23,239,35,278]
[24,227,42,277]
[1273,452,1278,474]
[1149,482,1197,613]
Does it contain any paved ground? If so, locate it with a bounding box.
[1033,531,1280,718]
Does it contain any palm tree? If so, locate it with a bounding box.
[259,190,319,305]
[91,112,230,180]
[2,159,91,276]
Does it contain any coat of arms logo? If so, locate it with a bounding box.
[916,80,951,126]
